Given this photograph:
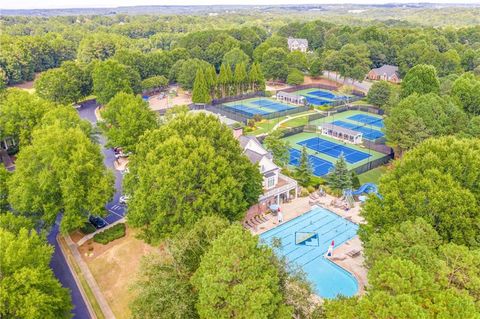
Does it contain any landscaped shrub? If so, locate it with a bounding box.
[80,222,96,235]
[307,185,315,193]
[93,223,126,244]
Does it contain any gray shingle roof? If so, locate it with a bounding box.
[287,38,308,47]
[321,123,362,136]
[370,65,399,78]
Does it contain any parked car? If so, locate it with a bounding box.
[88,215,107,229]
[119,195,130,205]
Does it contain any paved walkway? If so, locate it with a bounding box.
[77,218,126,246]
[271,109,323,132]
[65,235,116,319]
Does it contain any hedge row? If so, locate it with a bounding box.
[93,223,126,245]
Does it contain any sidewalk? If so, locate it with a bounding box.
[64,235,116,319]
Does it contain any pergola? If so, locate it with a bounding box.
[320,123,363,144]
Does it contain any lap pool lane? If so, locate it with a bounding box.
[260,207,359,298]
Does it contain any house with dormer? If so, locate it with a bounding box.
[239,136,298,216]
[287,37,308,53]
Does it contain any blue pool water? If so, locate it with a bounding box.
[260,207,359,298]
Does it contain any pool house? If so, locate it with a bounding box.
[276,91,306,106]
[320,123,363,144]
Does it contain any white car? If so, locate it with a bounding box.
[119,195,130,205]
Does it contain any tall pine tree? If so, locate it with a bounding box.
[234,62,248,95]
[296,146,313,187]
[327,154,352,191]
[204,65,217,98]
[218,63,233,98]
[192,69,211,105]
[249,62,265,92]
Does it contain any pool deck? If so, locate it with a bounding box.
[252,194,368,296]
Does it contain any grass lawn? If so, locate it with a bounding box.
[84,227,161,319]
[245,110,316,136]
[358,165,389,185]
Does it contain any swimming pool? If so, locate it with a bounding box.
[260,207,359,298]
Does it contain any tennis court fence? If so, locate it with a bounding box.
[211,91,265,105]
[278,83,366,98]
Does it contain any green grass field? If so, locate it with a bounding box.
[245,110,316,135]
[358,165,389,184]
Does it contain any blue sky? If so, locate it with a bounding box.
[2,0,479,10]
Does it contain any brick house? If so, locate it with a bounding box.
[366,65,401,83]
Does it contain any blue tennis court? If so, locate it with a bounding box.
[298,137,371,164]
[331,120,384,140]
[224,103,270,117]
[347,114,384,128]
[308,90,336,99]
[304,96,331,106]
[251,100,296,112]
[289,148,333,177]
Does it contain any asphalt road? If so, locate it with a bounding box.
[48,100,126,319]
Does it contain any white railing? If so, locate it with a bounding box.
[259,173,298,201]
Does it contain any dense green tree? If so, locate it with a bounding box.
[191,225,292,319]
[7,124,114,232]
[92,59,141,105]
[286,68,304,85]
[367,80,393,108]
[287,51,308,72]
[192,69,211,104]
[223,47,250,69]
[249,62,265,92]
[233,62,248,94]
[218,63,234,97]
[401,64,440,98]
[100,92,158,151]
[327,154,352,191]
[77,33,128,63]
[176,58,211,90]
[145,50,173,78]
[337,44,371,82]
[451,72,480,116]
[295,146,312,187]
[0,89,54,145]
[0,166,10,211]
[40,105,96,141]
[362,137,480,247]
[263,130,290,167]
[464,116,480,137]
[309,57,323,77]
[113,48,149,79]
[261,48,289,82]
[35,67,84,104]
[131,216,229,319]
[141,75,168,94]
[124,113,262,242]
[385,93,467,153]
[0,227,72,318]
[461,49,480,72]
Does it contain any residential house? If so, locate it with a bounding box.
[287,37,308,53]
[239,136,298,217]
[366,65,401,83]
